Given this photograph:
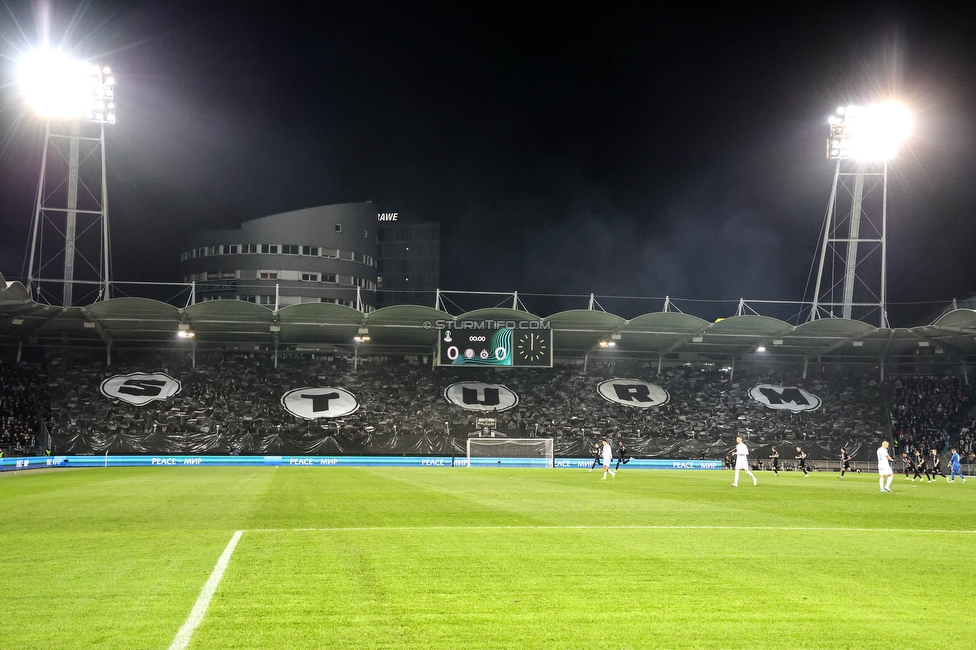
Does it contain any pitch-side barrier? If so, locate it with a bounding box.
[0,456,722,472]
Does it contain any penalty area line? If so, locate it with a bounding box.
[245,524,976,535]
[168,530,243,650]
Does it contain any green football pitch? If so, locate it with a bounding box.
[1,467,973,649]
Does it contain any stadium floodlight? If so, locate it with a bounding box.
[811,100,911,327]
[827,102,911,161]
[21,48,117,308]
[18,49,116,124]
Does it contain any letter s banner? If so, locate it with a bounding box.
[100,373,182,406]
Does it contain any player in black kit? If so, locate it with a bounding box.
[795,446,810,476]
[615,441,631,471]
[769,446,780,476]
[930,449,946,481]
[912,450,932,482]
[588,441,602,472]
[902,452,914,481]
[839,447,852,478]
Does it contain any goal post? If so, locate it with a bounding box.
[466,438,554,468]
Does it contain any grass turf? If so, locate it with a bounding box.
[0,466,972,648]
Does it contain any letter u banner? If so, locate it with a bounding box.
[443,382,519,412]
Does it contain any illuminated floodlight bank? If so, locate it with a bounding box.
[827,102,911,161]
[18,49,116,124]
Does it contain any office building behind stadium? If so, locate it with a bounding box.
[179,202,440,311]
[376,219,440,308]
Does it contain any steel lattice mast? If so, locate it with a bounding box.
[809,103,910,327]
[20,52,116,306]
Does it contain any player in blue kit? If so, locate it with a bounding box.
[949,448,967,483]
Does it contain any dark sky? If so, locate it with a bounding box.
[2,1,976,324]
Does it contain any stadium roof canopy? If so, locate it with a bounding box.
[3,273,976,369]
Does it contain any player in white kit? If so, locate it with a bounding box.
[601,438,616,479]
[877,440,894,493]
[732,436,757,487]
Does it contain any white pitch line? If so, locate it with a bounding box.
[168,530,243,650]
[245,524,976,535]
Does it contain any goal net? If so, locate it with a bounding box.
[466,438,554,468]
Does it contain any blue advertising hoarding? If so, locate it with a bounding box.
[0,455,722,472]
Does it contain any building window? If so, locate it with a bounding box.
[242,244,258,254]
[323,273,336,283]
[261,244,278,254]
[282,245,299,255]
[259,271,278,280]
[301,272,320,282]
[302,245,319,256]
[334,224,342,233]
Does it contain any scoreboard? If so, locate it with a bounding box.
[437,328,552,367]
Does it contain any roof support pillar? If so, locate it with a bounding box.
[802,357,808,380]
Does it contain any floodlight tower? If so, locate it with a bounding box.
[809,102,911,327]
[19,50,116,306]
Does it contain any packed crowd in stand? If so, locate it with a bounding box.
[2,350,973,461]
[0,360,42,455]
[890,376,974,460]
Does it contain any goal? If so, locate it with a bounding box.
[466,438,554,468]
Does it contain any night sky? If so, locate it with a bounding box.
[2,2,976,324]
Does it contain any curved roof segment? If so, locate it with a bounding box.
[1,293,976,366]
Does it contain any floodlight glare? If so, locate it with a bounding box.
[827,101,911,161]
[18,49,116,124]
